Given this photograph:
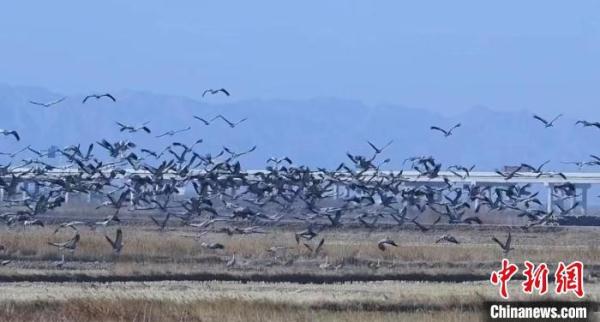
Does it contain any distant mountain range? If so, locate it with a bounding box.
[1,83,599,171]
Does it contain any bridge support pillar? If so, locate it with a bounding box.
[578,184,589,215]
[21,183,27,201]
[468,182,479,210]
[545,183,553,214]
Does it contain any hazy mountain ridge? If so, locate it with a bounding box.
[0,83,598,171]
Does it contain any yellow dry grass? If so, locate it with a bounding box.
[1,225,599,272]
[0,280,596,322]
[1,224,599,321]
[0,298,480,322]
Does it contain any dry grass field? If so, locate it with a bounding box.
[1,222,599,321]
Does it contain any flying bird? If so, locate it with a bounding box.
[29,97,67,108]
[116,122,151,134]
[533,114,562,128]
[211,115,248,128]
[430,123,461,137]
[435,234,460,244]
[48,233,80,252]
[202,88,230,97]
[0,129,20,141]
[82,93,116,103]
[492,232,514,254]
[105,228,123,254]
[575,120,600,129]
[155,127,192,138]
[367,140,393,154]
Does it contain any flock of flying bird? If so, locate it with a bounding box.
[0,94,595,268]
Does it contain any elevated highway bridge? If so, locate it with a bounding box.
[2,169,597,215]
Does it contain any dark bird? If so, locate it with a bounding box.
[105,228,123,254]
[201,242,225,250]
[82,93,116,103]
[29,97,67,108]
[492,232,513,254]
[211,115,248,128]
[267,157,293,165]
[150,213,171,231]
[223,145,257,159]
[377,237,398,251]
[520,160,550,174]
[575,120,600,129]
[155,127,192,138]
[435,234,460,244]
[314,238,325,255]
[555,201,580,215]
[202,88,230,97]
[116,122,151,134]
[462,216,482,225]
[48,233,80,252]
[367,140,393,154]
[0,129,20,141]
[430,123,461,137]
[412,218,433,233]
[533,114,562,128]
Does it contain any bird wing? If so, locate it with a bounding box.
[430,126,448,135]
[234,118,248,125]
[367,141,380,153]
[520,163,535,172]
[50,97,67,105]
[219,88,231,96]
[105,235,116,248]
[82,95,93,103]
[533,114,548,125]
[412,219,429,232]
[538,160,550,171]
[150,216,161,227]
[314,238,325,254]
[549,114,563,124]
[450,123,461,131]
[104,93,117,102]
[491,236,505,249]
[28,101,46,106]
[115,229,122,246]
[193,116,210,125]
[220,116,234,127]
[303,243,313,252]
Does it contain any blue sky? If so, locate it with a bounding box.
[1,1,600,116]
